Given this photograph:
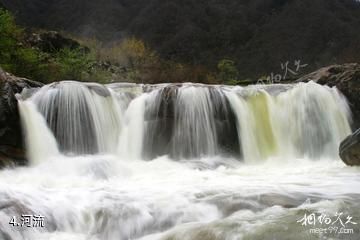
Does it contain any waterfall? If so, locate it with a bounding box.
[226,82,352,162]
[17,81,352,164]
[225,90,264,163]
[118,93,147,160]
[18,101,59,164]
[8,81,358,240]
[171,85,218,158]
[30,81,124,155]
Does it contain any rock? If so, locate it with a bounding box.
[296,63,360,129]
[25,31,89,53]
[84,82,111,97]
[0,68,43,167]
[339,129,360,166]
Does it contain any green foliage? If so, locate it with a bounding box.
[0,8,221,85]
[217,59,239,84]
[0,9,43,79]
[0,8,20,50]
[54,48,94,80]
[0,9,113,83]
[0,9,51,81]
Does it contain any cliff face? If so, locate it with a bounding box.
[1,0,360,79]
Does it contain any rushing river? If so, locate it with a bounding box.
[0,81,359,240]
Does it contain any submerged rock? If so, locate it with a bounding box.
[297,63,360,129]
[0,68,43,167]
[339,129,360,166]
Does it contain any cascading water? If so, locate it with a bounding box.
[171,85,218,158]
[29,81,124,155]
[118,93,147,160]
[0,81,359,240]
[17,81,351,162]
[226,82,352,162]
[17,101,59,165]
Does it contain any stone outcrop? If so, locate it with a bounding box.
[25,31,89,53]
[339,129,360,166]
[297,63,360,129]
[0,68,43,167]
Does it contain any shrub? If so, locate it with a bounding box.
[217,59,239,84]
[55,48,95,81]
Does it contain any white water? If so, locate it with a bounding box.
[226,82,351,162]
[118,93,147,160]
[0,157,359,240]
[172,85,218,158]
[0,81,359,240]
[31,82,123,155]
[17,81,352,162]
[17,101,59,165]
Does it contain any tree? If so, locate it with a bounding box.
[0,9,45,80]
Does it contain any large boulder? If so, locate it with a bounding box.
[0,68,43,167]
[296,63,360,129]
[339,129,360,166]
[25,31,89,53]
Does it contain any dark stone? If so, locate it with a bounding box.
[0,68,43,167]
[339,129,360,166]
[296,63,360,129]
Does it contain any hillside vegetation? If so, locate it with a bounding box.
[0,9,230,84]
[1,0,360,80]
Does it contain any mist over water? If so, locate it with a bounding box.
[1,81,359,240]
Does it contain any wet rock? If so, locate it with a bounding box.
[0,68,43,167]
[143,86,177,159]
[339,129,360,166]
[297,63,360,129]
[85,82,111,97]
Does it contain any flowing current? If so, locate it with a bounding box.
[1,81,359,240]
